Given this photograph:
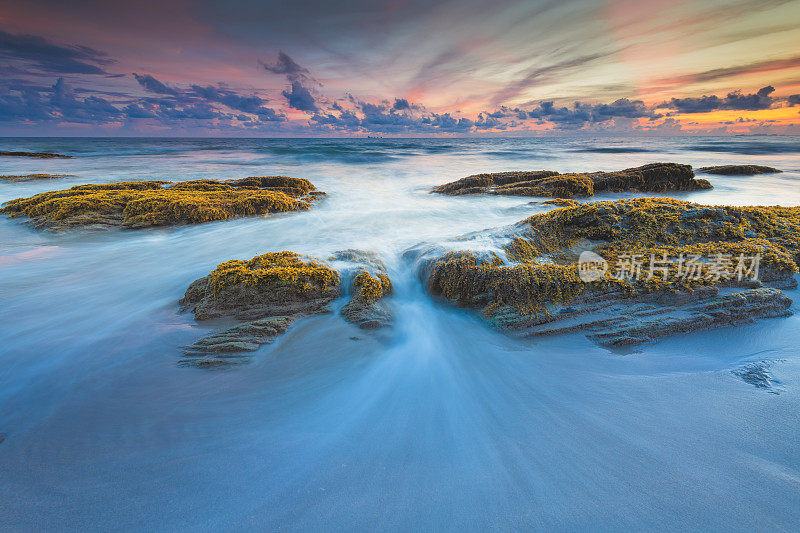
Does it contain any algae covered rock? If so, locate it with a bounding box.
[540,198,581,208]
[181,251,340,321]
[433,163,712,198]
[415,198,799,346]
[180,250,394,366]
[587,162,711,193]
[698,165,781,175]
[0,174,72,182]
[330,250,394,329]
[0,151,72,159]
[0,176,323,230]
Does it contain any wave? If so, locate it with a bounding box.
[573,147,657,154]
[480,150,552,159]
[690,141,800,155]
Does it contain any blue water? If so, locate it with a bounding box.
[1,136,799,530]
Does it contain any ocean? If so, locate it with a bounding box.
[1,136,799,529]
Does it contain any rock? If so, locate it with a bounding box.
[180,251,340,321]
[415,198,799,347]
[0,174,73,182]
[329,250,394,329]
[433,163,712,198]
[587,163,712,193]
[180,316,295,367]
[732,360,784,393]
[0,176,324,230]
[585,288,791,346]
[541,198,580,208]
[698,165,781,175]
[433,170,559,195]
[180,250,393,366]
[0,151,72,158]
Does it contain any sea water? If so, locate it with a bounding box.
[0,136,799,529]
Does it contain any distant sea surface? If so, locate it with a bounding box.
[1,136,799,530]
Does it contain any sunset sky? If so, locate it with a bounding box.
[1,0,799,136]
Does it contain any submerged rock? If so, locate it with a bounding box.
[180,250,393,366]
[433,163,712,198]
[698,165,781,175]
[523,287,792,346]
[0,151,72,159]
[0,176,324,230]
[732,360,784,393]
[0,174,73,182]
[414,198,800,347]
[179,316,296,367]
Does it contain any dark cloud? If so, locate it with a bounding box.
[311,98,479,134]
[666,86,776,113]
[0,30,111,75]
[0,85,55,121]
[786,94,800,106]
[475,112,507,130]
[392,98,411,111]
[133,73,178,95]
[422,113,475,132]
[191,84,284,120]
[123,103,157,119]
[282,81,318,112]
[50,78,122,123]
[0,77,122,124]
[129,73,284,121]
[524,98,659,128]
[592,98,661,120]
[262,51,310,83]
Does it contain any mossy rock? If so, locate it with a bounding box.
[0,174,73,182]
[181,251,341,321]
[433,163,712,198]
[0,151,72,159]
[698,165,781,175]
[329,249,394,329]
[420,198,799,345]
[180,249,394,365]
[0,176,322,229]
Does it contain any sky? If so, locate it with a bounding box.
[0,0,799,136]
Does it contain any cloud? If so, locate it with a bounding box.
[262,51,310,82]
[392,98,411,111]
[787,94,800,106]
[191,84,284,120]
[0,30,111,75]
[422,113,475,132]
[666,85,776,113]
[133,73,177,95]
[129,73,285,121]
[490,53,610,106]
[50,78,122,123]
[656,55,800,85]
[0,77,123,124]
[524,98,659,128]
[282,81,318,112]
[0,85,55,121]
